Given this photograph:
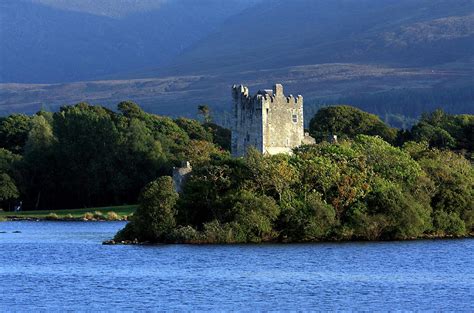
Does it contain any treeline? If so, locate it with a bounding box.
[305,86,474,128]
[309,106,473,159]
[0,102,230,210]
[1,101,472,243]
[116,106,473,243]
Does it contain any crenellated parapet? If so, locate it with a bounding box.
[232,84,249,99]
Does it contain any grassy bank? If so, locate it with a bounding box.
[0,205,137,221]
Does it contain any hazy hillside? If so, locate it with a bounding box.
[31,0,167,17]
[153,0,473,76]
[0,0,257,83]
[0,0,472,122]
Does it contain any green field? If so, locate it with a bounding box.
[0,205,137,220]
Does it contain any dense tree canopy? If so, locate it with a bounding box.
[0,102,229,210]
[309,105,397,143]
[409,109,473,157]
[116,135,472,243]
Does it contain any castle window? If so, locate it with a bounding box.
[292,114,298,123]
[246,134,250,142]
[266,108,269,115]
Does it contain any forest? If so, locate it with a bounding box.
[0,102,472,242]
[0,102,229,211]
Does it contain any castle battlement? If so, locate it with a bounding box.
[231,83,308,157]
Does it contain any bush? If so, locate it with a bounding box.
[169,225,200,243]
[83,212,94,220]
[93,211,104,220]
[302,194,336,240]
[106,211,119,221]
[114,222,137,242]
[433,210,466,236]
[45,213,59,220]
[230,191,280,243]
[124,176,178,242]
[202,220,236,243]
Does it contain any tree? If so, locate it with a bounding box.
[21,115,56,209]
[230,190,280,242]
[53,103,122,208]
[117,101,145,119]
[175,118,213,142]
[203,122,231,151]
[198,105,211,123]
[409,109,473,156]
[118,176,178,242]
[309,105,397,143]
[0,148,21,210]
[0,114,32,153]
[417,149,474,233]
[0,173,19,205]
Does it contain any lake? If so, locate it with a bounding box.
[0,221,472,311]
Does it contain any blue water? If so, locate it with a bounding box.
[0,222,472,311]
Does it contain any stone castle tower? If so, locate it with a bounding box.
[231,83,313,157]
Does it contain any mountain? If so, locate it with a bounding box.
[0,0,473,121]
[0,0,258,83]
[147,0,473,76]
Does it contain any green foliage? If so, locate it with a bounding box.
[309,105,397,143]
[1,102,470,243]
[0,173,19,202]
[175,118,213,142]
[0,148,21,208]
[409,109,474,157]
[203,122,231,151]
[433,210,466,236]
[416,149,474,232]
[0,114,32,153]
[353,135,423,187]
[129,176,178,241]
[229,191,280,242]
[117,101,145,119]
[0,101,225,210]
[364,178,431,239]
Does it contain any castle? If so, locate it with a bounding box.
[231,83,314,157]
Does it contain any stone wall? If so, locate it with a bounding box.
[231,83,305,157]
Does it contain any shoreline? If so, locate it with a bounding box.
[2,216,128,222]
[102,233,474,246]
[3,218,472,244]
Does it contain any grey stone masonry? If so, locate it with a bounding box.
[231,83,311,157]
[172,161,192,193]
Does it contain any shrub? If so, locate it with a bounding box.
[64,213,74,220]
[128,176,178,241]
[302,193,336,240]
[433,210,466,236]
[45,213,59,220]
[83,212,94,220]
[230,191,280,243]
[106,211,119,221]
[114,222,137,242]
[169,225,200,243]
[93,211,104,220]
